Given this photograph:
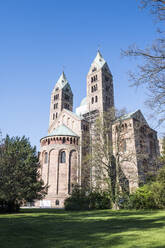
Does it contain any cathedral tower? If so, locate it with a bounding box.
[86,50,114,121]
[37,50,160,209]
[49,72,73,128]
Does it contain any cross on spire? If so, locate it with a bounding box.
[62,65,66,73]
[97,44,101,52]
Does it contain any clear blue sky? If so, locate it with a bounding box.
[0,0,161,150]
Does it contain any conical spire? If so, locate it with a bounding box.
[93,49,106,66]
[54,71,68,90]
[88,50,106,73]
[88,49,110,73]
[97,49,103,59]
[62,71,67,81]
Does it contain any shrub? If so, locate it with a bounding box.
[118,193,131,209]
[89,191,111,210]
[157,166,165,184]
[64,185,89,211]
[64,185,112,211]
[129,185,156,209]
[151,181,165,209]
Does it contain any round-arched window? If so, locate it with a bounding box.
[44,152,48,164]
[60,151,66,163]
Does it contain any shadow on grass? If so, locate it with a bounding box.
[20,208,161,216]
[0,209,165,248]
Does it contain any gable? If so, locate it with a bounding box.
[48,109,82,137]
[131,110,148,126]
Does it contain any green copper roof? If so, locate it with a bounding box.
[54,71,69,90]
[80,97,87,107]
[115,110,147,125]
[92,50,106,69]
[49,124,78,137]
[117,110,139,121]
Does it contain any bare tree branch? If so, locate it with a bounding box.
[122,0,165,126]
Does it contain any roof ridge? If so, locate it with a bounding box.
[64,109,83,120]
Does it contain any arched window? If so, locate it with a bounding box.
[55,200,59,206]
[44,152,48,163]
[60,151,66,163]
[62,137,66,144]
[124,140,127,152]
[95,95,98,102]
[121,140,126,152]
[92,97,94,104]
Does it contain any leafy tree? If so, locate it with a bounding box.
[0,135,47,212]
[122,0,165,126]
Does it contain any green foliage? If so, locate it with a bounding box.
[64,185,112,211]
[145,171,157,184]
[88,191,112,210]
[64,185,89,211]
[126,165,165,210]
[151,181,165,209]
[150,165,165,208]
[157,164,165,183]
[117,193,131,209]
[129,185,156,209]
[0,135,47,212]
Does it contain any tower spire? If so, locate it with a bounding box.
[49,72,73,128]
[62,70,66,80]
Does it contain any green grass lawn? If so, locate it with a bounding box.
[0,209,165,248]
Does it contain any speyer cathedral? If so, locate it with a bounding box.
[36,51,160,208]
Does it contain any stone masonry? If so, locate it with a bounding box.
[36,50,160,208]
